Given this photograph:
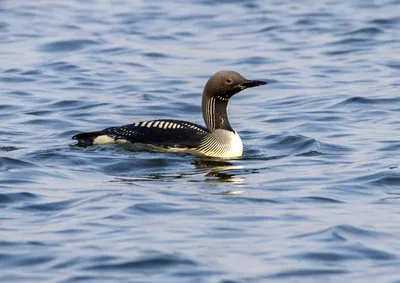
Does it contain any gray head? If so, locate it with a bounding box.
[202,71,267,132]
[203,70,267,102]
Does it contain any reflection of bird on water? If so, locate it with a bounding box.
[192,159,245,184]
[107,158,246,192]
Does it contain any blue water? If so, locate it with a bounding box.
[1,0,400,282]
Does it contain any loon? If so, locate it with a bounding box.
[72,70,266,158]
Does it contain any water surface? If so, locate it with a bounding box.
[1,0,400,282]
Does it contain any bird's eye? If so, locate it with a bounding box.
[225,78,233,84]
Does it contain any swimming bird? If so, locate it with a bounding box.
[72,70,266,158]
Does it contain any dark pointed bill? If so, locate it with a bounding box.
[239,80,267,89]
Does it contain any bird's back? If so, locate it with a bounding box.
[73,119,209,149]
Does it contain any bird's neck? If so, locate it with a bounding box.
[202,96,233,132]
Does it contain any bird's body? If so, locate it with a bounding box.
[72,71,266,159]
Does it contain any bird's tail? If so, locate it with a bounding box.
[72,131,105,146]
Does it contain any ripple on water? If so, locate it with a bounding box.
[298,196,344,204]
[97,47,132,55]
[21,118,75,128]
[265,268,348,279]
[329,38,372,46]
[0,76,35,83]
[369,17,400,27]
[0,157,36,171]
[84,253,197,271]
[142,52,170,59]
[49,100,87,109]
[357,171,400,188]
[19,198,82,213]
[40,39,100,53]
[292,243,397,266]
[0,192,38,205]
[377,141,400,152]
[1,253,55,268]
[262,134,322,156]
[333,96,400,108]
[0,146,20,152]
[387,62,400,70]
[343,27,383,36]
[7,90,33,97]
[126,201,216,216]
[292,224,397,242]
[42,61,81,72]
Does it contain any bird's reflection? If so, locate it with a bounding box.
[192,158,245,184]
[109,155,247,185]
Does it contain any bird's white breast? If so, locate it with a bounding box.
[196,129,243,158]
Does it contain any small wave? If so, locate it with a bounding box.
[377,141,400,152]
[293,224,396,242]
[258,25,282,33]
[0,104,21,111]
[266,268,348,279]
[329,38,371,46]
[0,192,38,204]
[97,47,131,55]
[21,70,43,76]
[299,196,343,204]
[142,52,169,59]
[231,196,280,204]
[7,90,33,97]
[3,68,21,73]
[294,19,315,26]
[298,251,357,261]
[19,198,81,212]
[369,17,400,26]
[235,56,276,66]
[21,118,75,128]
[294,242,397,263]
[263,134,320,155]
[387,62,400,70]
[0,21,8,30]
[0,146,20,152]
[40,39,100,53]
[0,76,35,83]
[345,243,397,260]
[323,49,365,56]
[347,171,400,188]
[85,254,197,271]
[0,253,55,268]
[42,61,80,72]
[332,96,400,108]
[49,100,84,109]
[125,201,215,216]
[0,157,35,171]
[343,27,383,36]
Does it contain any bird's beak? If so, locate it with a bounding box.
[239,80,267,89]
